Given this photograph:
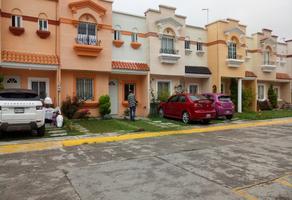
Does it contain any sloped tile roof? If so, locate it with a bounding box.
[245,71,257,77]
[112,61,149,71]
[1,50,59,65]
[276,73,292,80]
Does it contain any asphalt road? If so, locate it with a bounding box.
[0,124,292,200]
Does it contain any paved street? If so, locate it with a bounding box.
[0,123,292,200]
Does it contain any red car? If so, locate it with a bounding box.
[158,94,216,124]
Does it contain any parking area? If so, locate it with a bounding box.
[0,123,291,200]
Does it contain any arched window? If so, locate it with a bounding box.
[131,28,138,42]
[114,25,121,40]
[228,37,238,59]
[11,8,22,28]
[264,46,272,65]
[38,13,48,31]
[76,14,97,45]
[185,36,191,50]
[161,28,176,54]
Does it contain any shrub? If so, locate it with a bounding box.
[158,90,170,102]
[99,95,111,117]
[61,96,83,119]
[0,74,4,91]
[242,88,254,112]
[73,109,91,119]
[257,100,272,111]
[268,84,278,108]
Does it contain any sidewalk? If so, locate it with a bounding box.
[1,117,292,155]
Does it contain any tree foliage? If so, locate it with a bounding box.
[268,84,278,108]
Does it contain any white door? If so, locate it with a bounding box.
[109,80,118,115]
[3,76,21,89]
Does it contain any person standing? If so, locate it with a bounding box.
[128,90,137,121]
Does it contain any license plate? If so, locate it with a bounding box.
[206,114,211,118]
[226,111,230,114]
[14,108,24,114]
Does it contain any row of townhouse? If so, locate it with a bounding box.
[0,0,292,117]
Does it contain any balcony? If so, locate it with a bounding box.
[9,26,25,36]
[159,48,181,64]
[74,34,103,57]
[226,54,244,68]
[261,61,277,73]
[196,50,205,57]
[36,30,51,39]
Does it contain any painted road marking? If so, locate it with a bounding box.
[232,189,259,200]
[0,118,292,155]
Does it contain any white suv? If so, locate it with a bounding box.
[0,89,45,136]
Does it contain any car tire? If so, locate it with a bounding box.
[202,119,211,124]
[158,108,164,118]
[226,115,233,120]
[182,112,190,124]
[37,124,46,137]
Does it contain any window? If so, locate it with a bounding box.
[197,42,203,51]
[221,83,225,94]
[185,40,191,49]
[157,81,170,98]
[76,22,97,45]
[77,78,93,100]
[131,33,138,42]
[31,81,47,99]
[258,85,265,100]
[124,83,135,101]
[161,36,175,54]
[178,95,186,103]
[169,95,179,102]
[12,15,22,28]
[114,30,121,40]
[264,50,270,65]
[189,84,199,95]
[228,41,237,59]
[38,19,48,31]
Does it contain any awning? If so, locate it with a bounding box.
[185,66,211,75]
[276,73,292,80]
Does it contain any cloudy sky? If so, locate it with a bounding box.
[113,0,292,41]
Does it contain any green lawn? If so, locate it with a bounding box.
[235,110,292,120]
[75,118,184,134]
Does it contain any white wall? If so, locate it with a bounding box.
[112,11,148,63]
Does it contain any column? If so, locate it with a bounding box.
[238,78,242,113]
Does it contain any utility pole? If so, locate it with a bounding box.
[202,8,209,25]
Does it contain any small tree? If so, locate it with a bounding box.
[268,84,278,108]
[99,95,111,118]
[230,78,238,110]
[242,88,254,112]
[0,74,4,91]
[61,96,83,119]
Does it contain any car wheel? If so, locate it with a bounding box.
[37,124,46,137]
[226,115,233,120]
[202,119,211,124]
[158,108,164,118]
[182,112,190,124]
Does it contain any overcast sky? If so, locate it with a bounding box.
[113,0,292,41]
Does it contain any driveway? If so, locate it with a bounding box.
[0,123,291,200]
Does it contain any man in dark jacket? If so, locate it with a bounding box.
[128,90,137,121]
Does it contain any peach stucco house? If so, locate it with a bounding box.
[0,0,291,117]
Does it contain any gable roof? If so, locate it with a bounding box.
[156,17,183,27]
[224,27,245,35]
[68,0,107,16]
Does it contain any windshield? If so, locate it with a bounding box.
[189,95,207,101]
[0,92,39,100]
[218,96,232,102]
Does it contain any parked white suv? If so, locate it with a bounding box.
[0,89,45,136]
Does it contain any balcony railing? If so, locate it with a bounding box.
[261,61,276,73]
[76,34,98,45]
[159,48,181,64]
[160,48,179,55]
[74,34,103,57]
[226,54,244,68]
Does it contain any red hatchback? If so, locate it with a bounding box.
[158,94,216,124]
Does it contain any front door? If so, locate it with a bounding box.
[109,80,118,115]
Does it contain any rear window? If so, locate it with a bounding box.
[190,95,207,101]
[0,92,39,100]
[218,96,232,102]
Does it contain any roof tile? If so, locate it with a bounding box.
[245,71,257,78]
[276,73,292,80]
[112,61,149,71]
